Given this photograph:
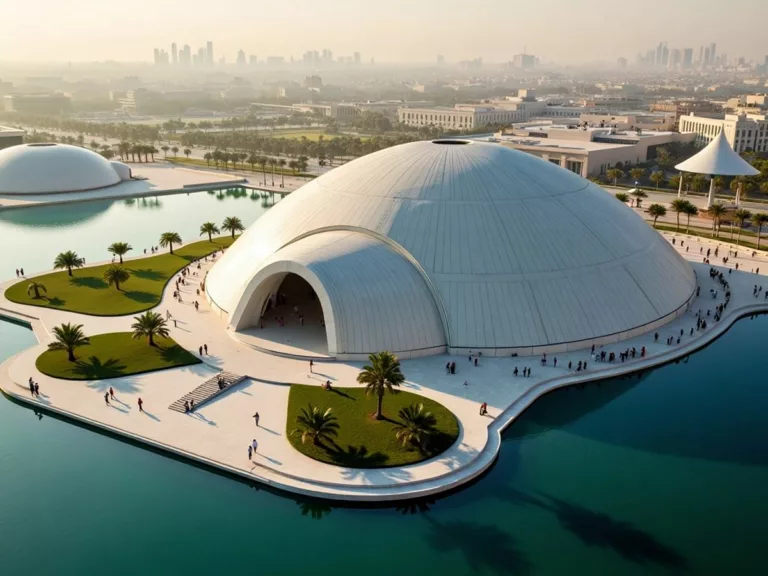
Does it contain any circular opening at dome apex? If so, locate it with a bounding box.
[431,139,470,145]
[26,143,57,147]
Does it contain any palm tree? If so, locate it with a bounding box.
[648,203,667,228]
[103,264,130,291]
[108,241,132,264]
[200,221,220,242]
[257,156,268,184]
[394,403,438,451]
[26,281,47,299]
[356,351,405,420]
[268,158,277,186]
[184,148,192,159]
[630,188,647,207]
[171,146,179,157]
[708,203,727,237]
[733,208,752,246]
[203,152,213,166]
[159,232,182,254]
[131,311,170,347]
[650,171,665,190]
[751,212,768,250]
[278,158,287,187]
[670,199,688,232]
[292,404,340,446]
[629,167,645,181]
[48,323,90,362]
[53,250,85,276]
[607,168,624,186]
[615,192,629,203]
[222,216,244,238]
[683,201,699,233]
[161,145,170,158]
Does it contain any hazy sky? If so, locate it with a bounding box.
[2,0,766,64]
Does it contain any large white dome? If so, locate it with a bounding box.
[207,140,696,358]
[0,143,123,194]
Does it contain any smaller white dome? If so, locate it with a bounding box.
[0,143,122,194]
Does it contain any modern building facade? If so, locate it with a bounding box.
[206,140,695,359]
[0,126,25,150]
[679,113,768,153]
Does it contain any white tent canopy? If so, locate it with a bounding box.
[674,130,759,207]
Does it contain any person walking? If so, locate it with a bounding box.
[248,445,253,460]
[251,438,258,454]
[204,344,208,355]
[309,359,314,373]
[109,387,114,400]
[138,398,144,412]
[104,392,110,406]
[253,412,260,426]
[199,346,203,356]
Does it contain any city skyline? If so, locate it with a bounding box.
[1,0,766,65]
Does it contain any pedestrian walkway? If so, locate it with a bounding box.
[168,371,246,413]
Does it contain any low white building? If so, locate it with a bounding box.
[0,125,25,150]
[483,124,695,178]
[679,113,768,153]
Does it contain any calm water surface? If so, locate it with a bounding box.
[1,191,766,575]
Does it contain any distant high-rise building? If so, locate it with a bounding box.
[322,49,333,65]
[709,43,717,67]
[683,48,693,69]
[655,43,664,67]
[237,49,246,66]
[171,43,178,65]
[616,57,627,68]
[180,45,191,66]
[206,41,214,66]
[354,52,361,65]
[437,54,444,65]
[661,43,669,67]
[513,53,535,69]
[153,48,169,65]
[668,49,681,70]
[703,47,711,68]
[249,55,258,66]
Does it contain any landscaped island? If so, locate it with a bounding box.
[36,331,200,380]
[286,384,459,468]
[6,234,238,316]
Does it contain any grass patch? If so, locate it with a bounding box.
[6,236,236,316]
[286,384,459,468]
[35,332,201,380]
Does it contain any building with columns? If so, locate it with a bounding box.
[679,113,768,153]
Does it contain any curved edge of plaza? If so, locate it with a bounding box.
[1,233,767,502]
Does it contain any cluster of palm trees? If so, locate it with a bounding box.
[201,151,297,182]
[649,199,768,248]
[292,351,441,453]
[47,312,171,363]
[201,216,245,241]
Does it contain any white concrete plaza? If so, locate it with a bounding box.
[1,232,768,501]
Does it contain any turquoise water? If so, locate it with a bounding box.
[1,193,767,575]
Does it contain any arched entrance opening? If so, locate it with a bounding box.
[234,272,329,357]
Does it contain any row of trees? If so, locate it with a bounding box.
[292,351,440,452]
[30,218,245,300]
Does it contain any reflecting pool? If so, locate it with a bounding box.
[0,191,766,575]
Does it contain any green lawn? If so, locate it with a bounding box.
[6,236,236,316]
[286,384,459,468]
[36,332,201,380]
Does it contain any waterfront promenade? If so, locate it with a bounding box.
[1,232,767,501]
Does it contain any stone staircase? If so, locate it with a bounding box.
[168,371,246,413]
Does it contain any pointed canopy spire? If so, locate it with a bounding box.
[675,130,759,176]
